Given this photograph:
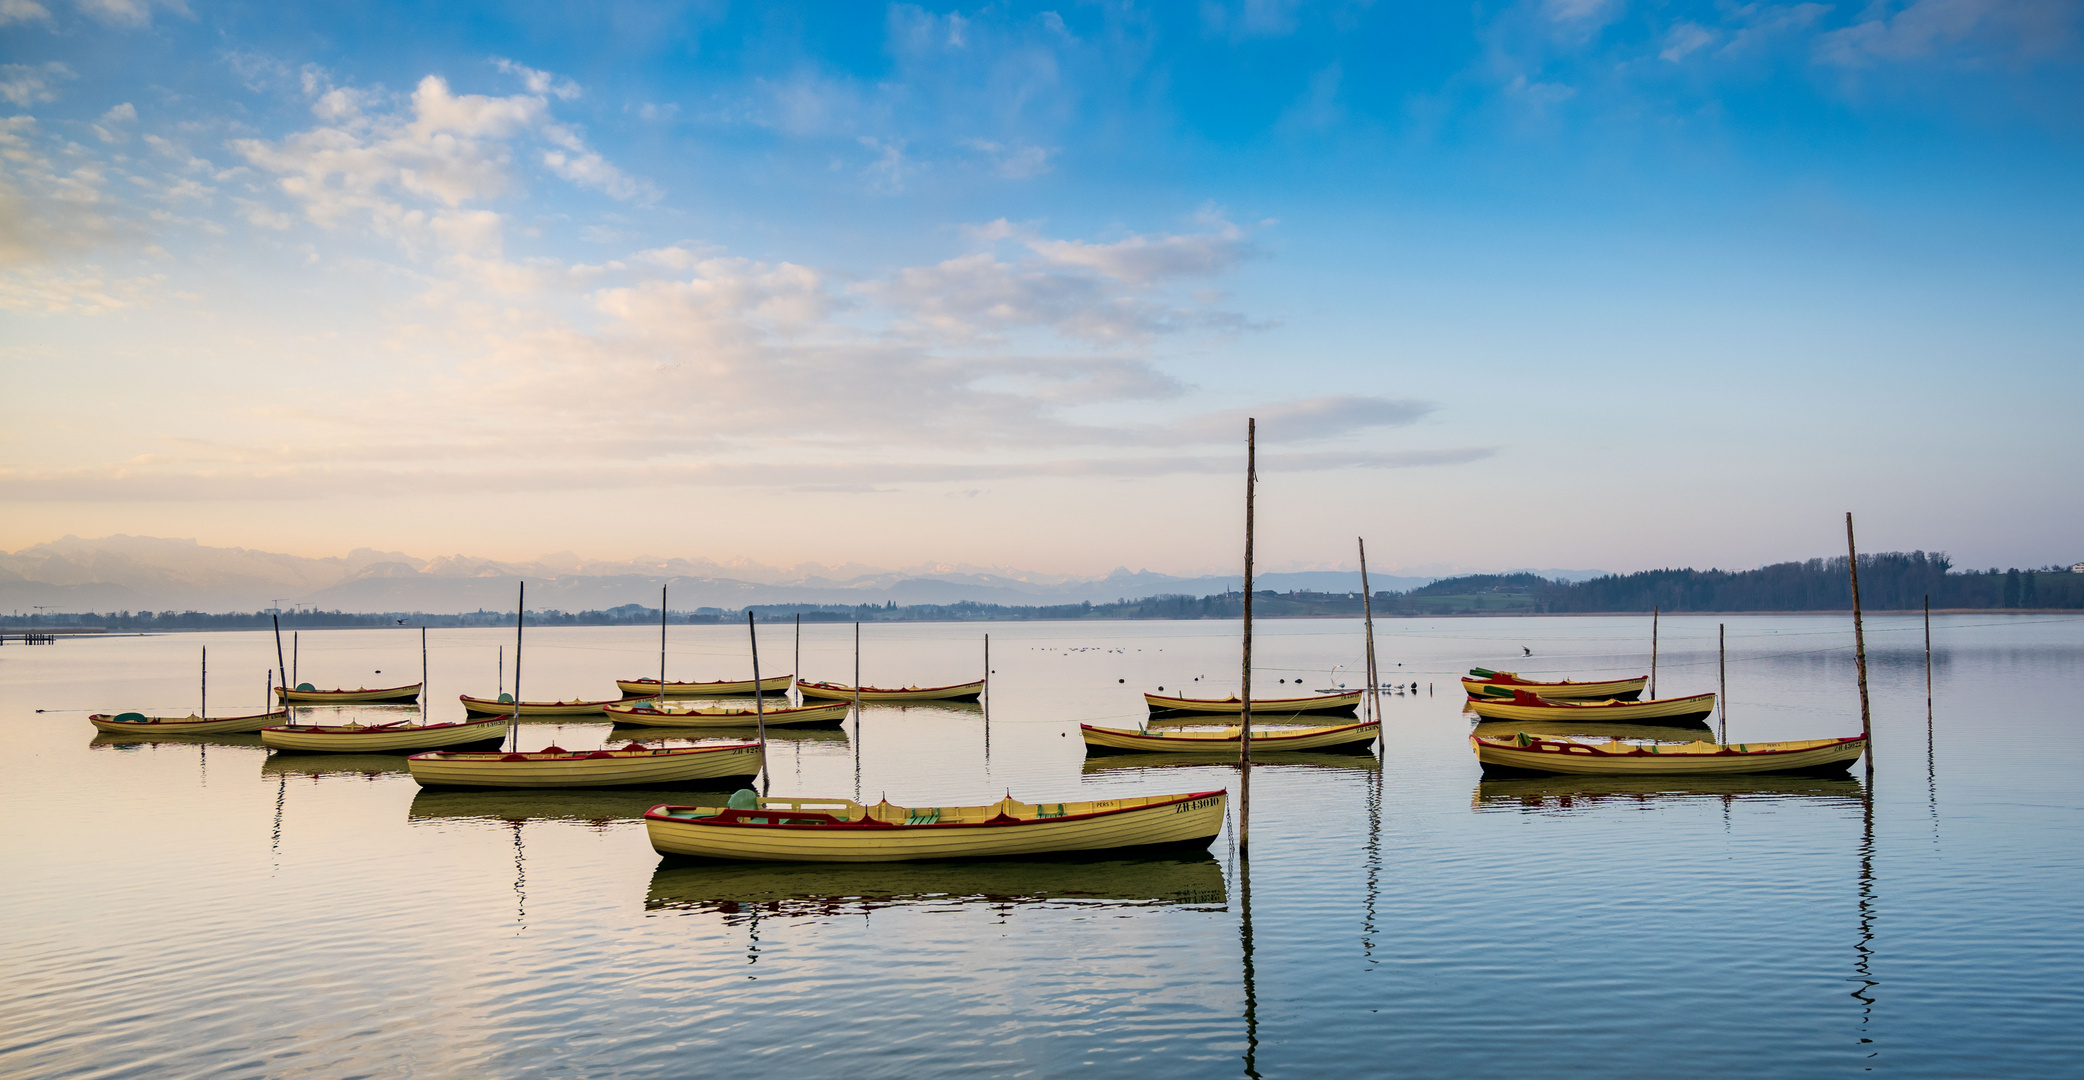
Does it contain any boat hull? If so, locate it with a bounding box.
[406,742,763,789]
[1471,733,1867,777]
[459,695,625,716]
[796,679,984,703]
[89,710,287,735]
[603,701,851,728]
[1081,721,1379,755]
[276,684,423,704]
[1469,692,1716,726]
[1462,674,1647,701]
[1143,691,1361,714]
[261,715,511,753]
[614,675,794,697]
[646,790,1226,863]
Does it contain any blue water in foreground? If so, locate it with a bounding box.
[2,614,2079,1078]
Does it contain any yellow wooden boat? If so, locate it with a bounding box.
[1468,690,1716,725]
[1081,721,1379,754]
[1143,690,1361,714]
[796,679,984,703]
[89,709,287,735]
[646,789,1226,863]
[614,675,794,697]
[1471,731,1867,777]
[603,700,851,728]
[1462,669,1647,701]
[406,741,763,790]
[276,682,423,704]
[260,713,510,753]
[459,694,625,716]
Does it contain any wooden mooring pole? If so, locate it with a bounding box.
[1650,606,1659,699]
[749,611,768,795]
[1239,417,1256,853]
[1924,594,1933,727]
[1359,537,1380,732]
[1846,513,1873,777]
[1717,623,1726,744]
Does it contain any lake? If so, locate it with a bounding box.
[3,613,2079,1077]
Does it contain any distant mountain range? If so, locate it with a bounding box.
[0,535,1607,615]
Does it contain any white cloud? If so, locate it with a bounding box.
[491,57,582,100]
[1815,0,2071,66]
[0,61,73,106]
[1660,22,1717,62]
[0,0,53,25]
[233,70,658,248]
[964,138,1054,178]
[74,0,188,29]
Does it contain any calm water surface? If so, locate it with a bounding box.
[3,615,2080,1077]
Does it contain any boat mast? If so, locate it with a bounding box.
[1239,417,1255,853]
[271,613,288,720]
[510,581,525,753]
[1359,537,1379,730]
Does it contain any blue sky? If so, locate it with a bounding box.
[2,0,2079,576]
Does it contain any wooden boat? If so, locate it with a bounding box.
[260,713,510,753]
[1143,690,1360,715]
[1470,731,1867,777]
[1081,720,1379,755]
[603,700,851,728]
[646,789,1226,863]
[1468,689,1716,725]
[459,694,626,716]
[89,709,287,735]
[1462,668,1646,701]
[407,741,763,790]
[614,675,793,697]
[276,682,422,704]
[796,678,984,703]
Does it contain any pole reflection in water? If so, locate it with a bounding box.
[1239,846,1259,1080]
[270,773,285,867]
[1853,783,1877,1064]
[511,819,527,931]
[1362,744,1381,968]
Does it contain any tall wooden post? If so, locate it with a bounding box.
[200,646,207,719]
[1649,606,1659,699]
[421,626,428,720]
[292,631,299,689]
[1239,417,1256,852]
[853,620,862,802]
[1846,513,1872,774]
[749,611,768,795]
[794,614,801,703]
[1923,594,1933,727]
[658,586,669,704]
[510,582,525,753]
[1717,623,1726,744]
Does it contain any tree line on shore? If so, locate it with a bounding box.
[5,551,2077,629]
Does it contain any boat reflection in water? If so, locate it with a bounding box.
[260,752,411,780]
[90,732,266,751]
[1083,750,1381,776]
[645,853,1227,918]
[607,724,848,746]
[408,785,744,826]
[1473,773,1867,812]
[1468,718,1716,745]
